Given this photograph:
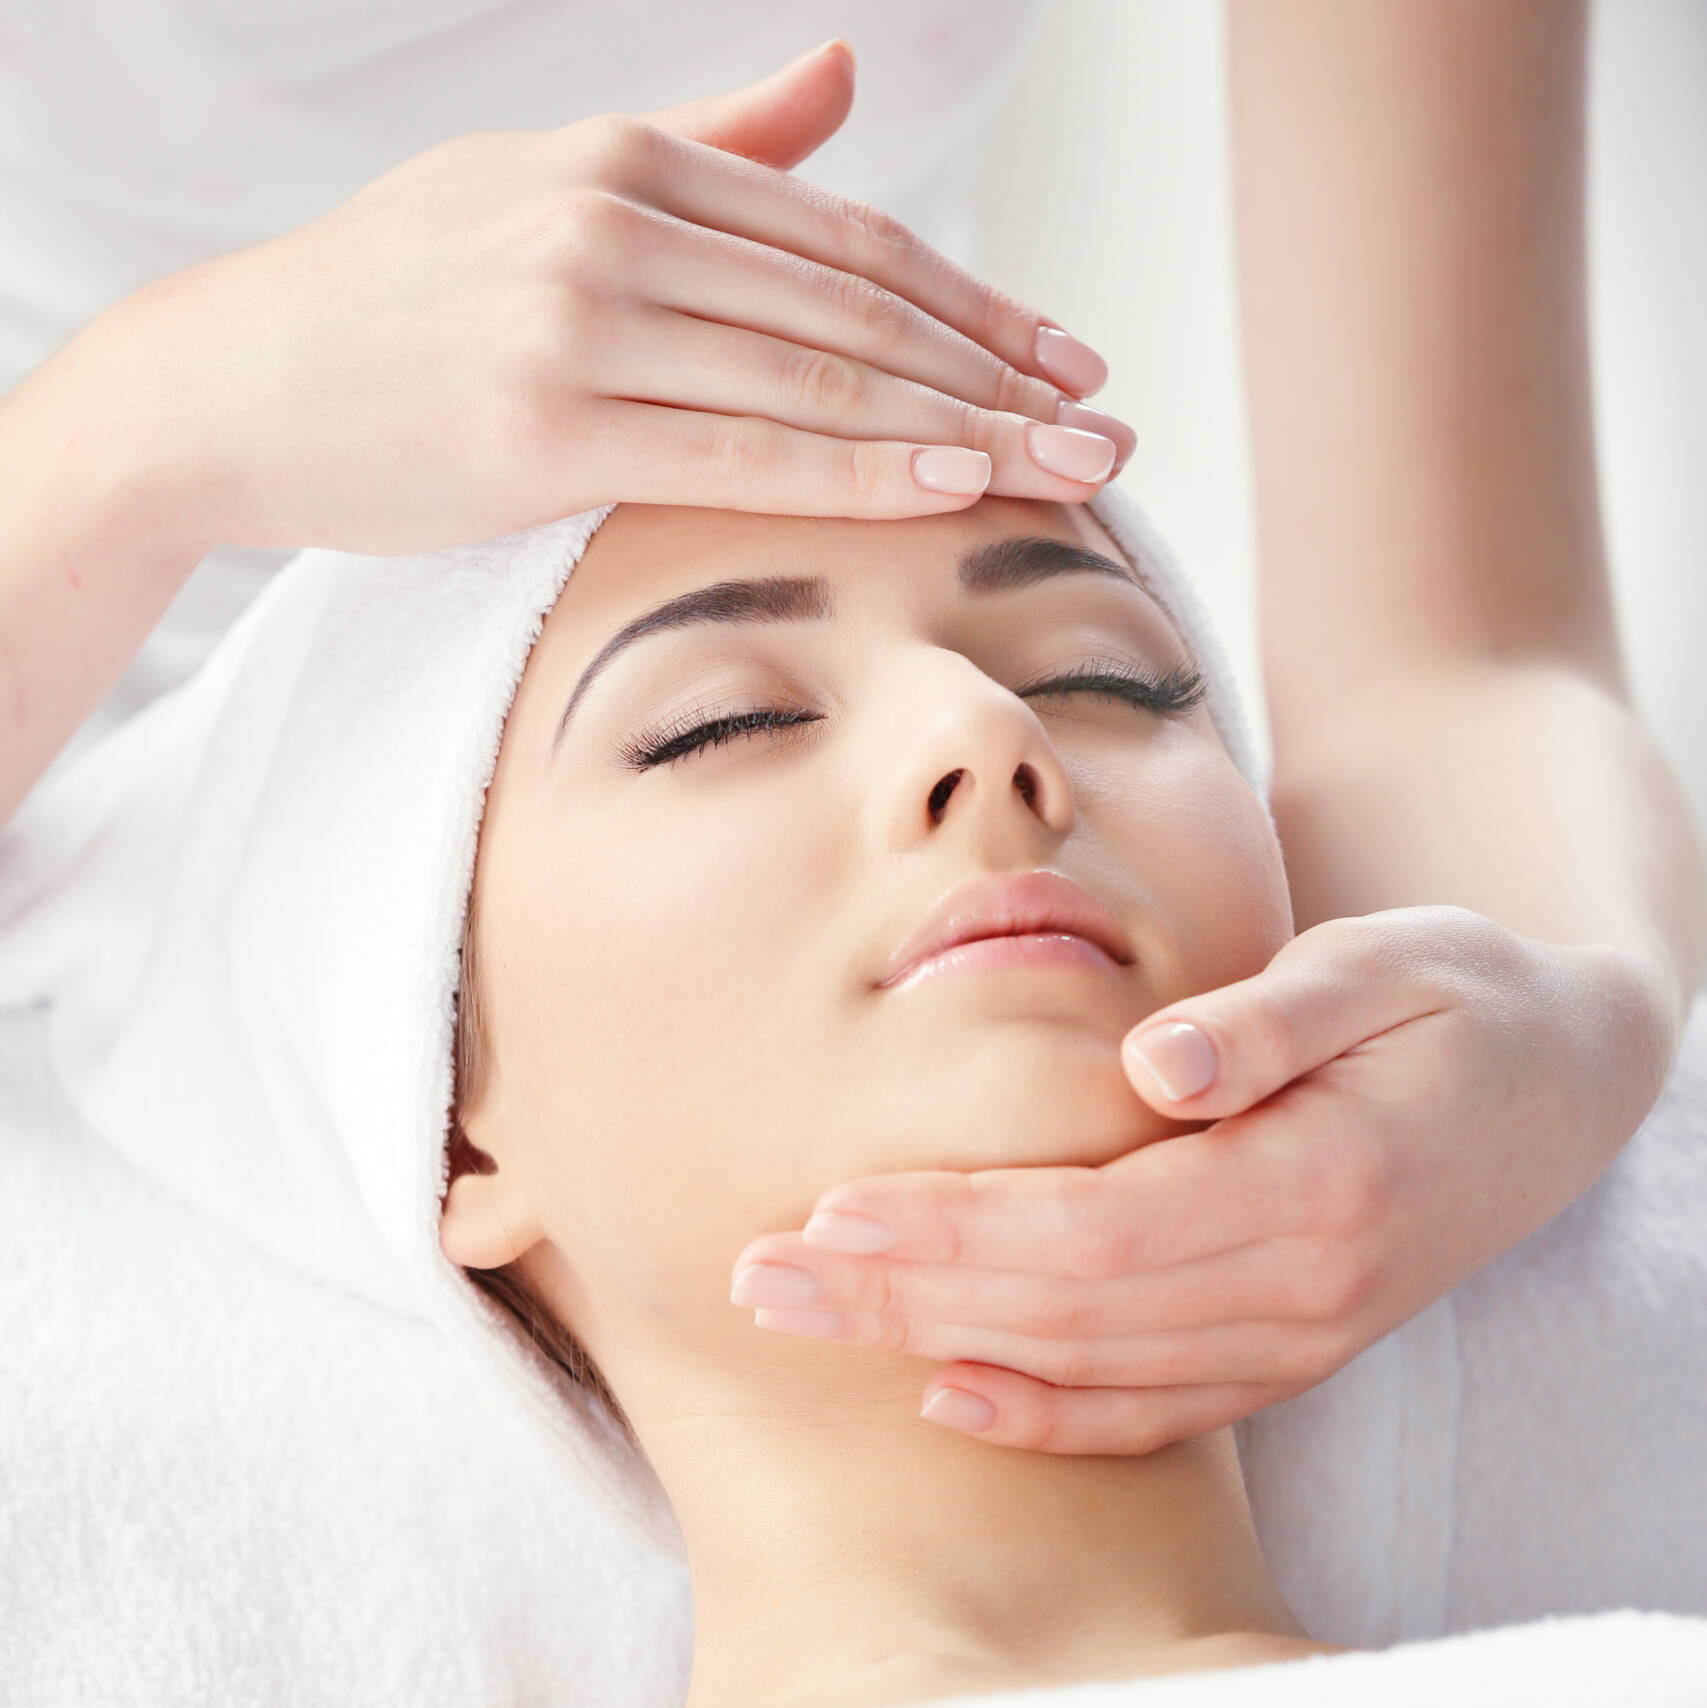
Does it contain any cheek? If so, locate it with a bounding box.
[481,776,847,1280]
[1105,744,1293,998]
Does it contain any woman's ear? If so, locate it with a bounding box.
[440,1144,547,1269]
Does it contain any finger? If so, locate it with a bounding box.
[641,39,855,171]
[801,1118,1334,1275]
[731,1230,1352,1338]
[916,1366,1288,1456]
[596,305,1119,500]
[1121,914,1443,1119]
[560,397,992,517]
[595,203,1134,461]
[549,116,1109,398]
[747,1305,1345,1393]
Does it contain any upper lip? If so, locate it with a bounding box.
[878,869,1136,989]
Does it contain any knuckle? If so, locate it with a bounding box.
[869,1263,907,1320]
[570,111,659,189]
[1241,984,1298,1081]
[845,438,894,510]
[706,415,782,488]
[836,269,912,357]
[1294,1240,1375,1321]
[552,185,640,265]
[781,343,865,425]
[1323,1136,1394,1233]
[1020,1285,1100,1341]
[1291,914,1401,991]
[839,193,918,266]
[1042,1340,1100,1389]
[1002,1402,1065,1453]
[865,1313,914,1354]
[989,354,1058,419]
[954,401,1007,459]
[489,304,587,442]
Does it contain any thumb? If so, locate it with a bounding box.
[1119,918,1430,1117]
[642,38,855,169]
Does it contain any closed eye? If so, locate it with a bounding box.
[619,660,1206,772]
[1017,659,1207,715]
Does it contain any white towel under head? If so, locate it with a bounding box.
[0,481,1262,1565]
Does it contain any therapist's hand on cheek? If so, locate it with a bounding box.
[728,904,1675,1452]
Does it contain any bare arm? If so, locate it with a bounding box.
[1228,0,1707,1039]
[0,308,212,830]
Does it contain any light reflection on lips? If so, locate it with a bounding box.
[877,869,1135,993]
[885,930,1121,993]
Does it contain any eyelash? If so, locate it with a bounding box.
[617,659,1208,773]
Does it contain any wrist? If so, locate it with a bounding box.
[49,278,231,572]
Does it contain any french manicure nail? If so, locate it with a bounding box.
[1025,422,1117,483]
[730,1262,826,1308]
[1056,398,1135,466]
[921,1387,998,1433]
[1035,325,1108,397]
[1127,1021,1218,1102]
[912,446,992,496]
[802,1211,895,1254]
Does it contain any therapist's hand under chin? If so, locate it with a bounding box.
[727,905,1678,1453]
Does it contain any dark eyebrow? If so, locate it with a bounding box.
[549,533,1141,755]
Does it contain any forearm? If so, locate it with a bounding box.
[0,298,213,830]
[1229,0,1613,708]
[1228,0,1707,1032]
[1271,666,1707,1045]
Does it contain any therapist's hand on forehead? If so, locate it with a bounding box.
[118,38,1129,560]
[730,908,1676,1453]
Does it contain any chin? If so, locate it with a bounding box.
[919,1022,1180,1171]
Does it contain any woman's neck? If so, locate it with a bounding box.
[624,1357,1316,1708]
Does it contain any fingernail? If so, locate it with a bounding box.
[753,1307,845,1340]
[1025,422,1116,483]
[802,1210,895,1254]
[1127,1021,1218,1102]
[912,446,992,496]
[1034,325,1108,397]
[730,1262,826,1308]
[921,1387,998,1433]
[1056,398,1135,467]
[793,37,849,68]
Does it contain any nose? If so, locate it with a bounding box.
[869,650,1076,854]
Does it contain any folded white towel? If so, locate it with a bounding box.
[1238,988,1707,1649]
[2,480,1703,1704]
[938,1611,1707,1705]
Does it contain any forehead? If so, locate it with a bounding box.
[536,495,1147,651]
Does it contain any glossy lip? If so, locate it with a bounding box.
[877,869,1136,991]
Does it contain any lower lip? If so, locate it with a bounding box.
[885,932,1120,992]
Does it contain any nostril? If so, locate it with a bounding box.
[927,769,964,823]
[1013,764,1038,809]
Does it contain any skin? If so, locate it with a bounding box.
[439,495,1336,1708]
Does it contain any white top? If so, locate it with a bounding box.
[0,0,1038,790]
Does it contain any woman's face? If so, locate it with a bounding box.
[444,496,1292,1401]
